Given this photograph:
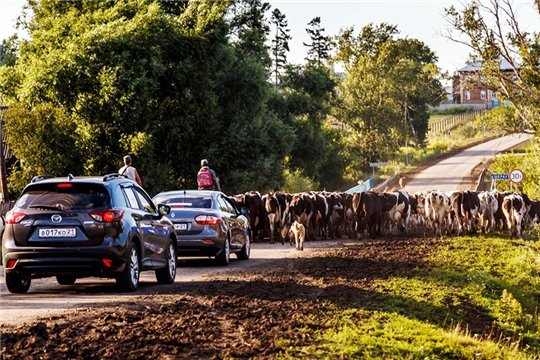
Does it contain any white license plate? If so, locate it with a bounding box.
[38,228,77,238]
[174,223,188,231]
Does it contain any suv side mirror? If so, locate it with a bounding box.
[158,204,171,216]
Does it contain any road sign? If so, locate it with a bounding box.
[490,173,509,180]
[369,162,388,167]
[509,168,524,184]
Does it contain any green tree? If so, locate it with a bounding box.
[274,63,345,189]
[0,0,293,195]
[0,38,19,67]
[303,17,332,66]
[228,0,271,67]
[269,8,291,88]
[332,23,444,174]
[3,102,82,193]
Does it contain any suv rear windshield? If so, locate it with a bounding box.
[16,183,110,211]
[153,196,212,209]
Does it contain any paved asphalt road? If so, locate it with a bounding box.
[405,133,532,193]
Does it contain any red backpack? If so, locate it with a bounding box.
[198,169,213,188]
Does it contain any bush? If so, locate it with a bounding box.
[428,106,474,116]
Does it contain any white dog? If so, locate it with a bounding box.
[289,220,305,251]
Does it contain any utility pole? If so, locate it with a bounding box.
[0,106,9,202]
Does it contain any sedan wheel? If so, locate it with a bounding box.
[236,233,250,260]
[216,237,230,266]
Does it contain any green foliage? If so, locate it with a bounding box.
[3,102,83,194]
[428,106,474,115]
[0,37,19,67]
[275,63,345,190]
[478,105,522,133]
[494,289,523,330]
[444,1,540,133]
[0,0,292,196]
[281,168,319,194]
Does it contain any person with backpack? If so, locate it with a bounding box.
[197,159,221,191]
[118,155,142,186]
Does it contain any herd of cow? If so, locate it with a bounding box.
[231,188,540,249]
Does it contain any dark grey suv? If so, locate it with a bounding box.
[2,174,177,293]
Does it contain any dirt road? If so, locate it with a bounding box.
[0,240,342,326]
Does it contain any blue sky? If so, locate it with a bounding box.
[2,0,539,77]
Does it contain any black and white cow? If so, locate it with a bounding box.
[352,191,384,239]
[502,193,527,238]
[380,190,412,234]
[425,190,452,237]
[477,191,498,233]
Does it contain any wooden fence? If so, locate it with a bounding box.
[428,110,485,136]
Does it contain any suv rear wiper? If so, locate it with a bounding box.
[28,204,63,211]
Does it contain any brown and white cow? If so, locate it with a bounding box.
[493,190,512,230]
[502,193,527,238]
[413,191,428,230]
[289,193,315,240]
[341,192,356,239]
[262,193,281,244]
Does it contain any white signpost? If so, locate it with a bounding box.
[369,162,388,180]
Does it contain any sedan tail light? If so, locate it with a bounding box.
[90,210,124,222]
[5,211,27,224]
[194,215,221,225]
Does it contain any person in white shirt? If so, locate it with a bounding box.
[119,155,142,186]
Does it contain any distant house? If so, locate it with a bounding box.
[452,58,517,109]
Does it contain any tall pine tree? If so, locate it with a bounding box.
[270,8,291,88]
[303,17,331,66]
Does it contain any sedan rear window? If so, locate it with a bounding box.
[153,196,212,209]
[16,183,110,211]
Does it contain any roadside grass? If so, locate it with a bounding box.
[278,231,540,359]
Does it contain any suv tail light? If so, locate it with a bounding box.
[90,210,124,222]
[194,215,221,225]
[5,211,27,224]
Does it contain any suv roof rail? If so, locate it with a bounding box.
[102,173,129,182]
[31,174,56,183]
